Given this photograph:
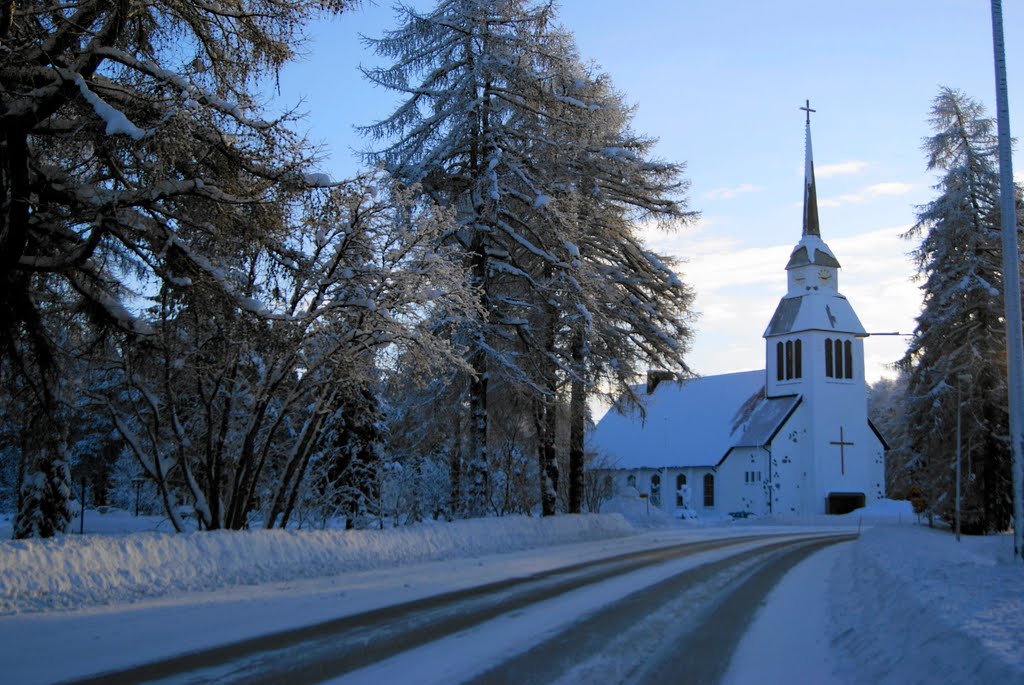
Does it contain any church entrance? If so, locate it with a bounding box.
[826,492,865,515]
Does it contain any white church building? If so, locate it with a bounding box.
[590,110,886,517]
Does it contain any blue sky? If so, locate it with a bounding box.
[268,1,1024,382]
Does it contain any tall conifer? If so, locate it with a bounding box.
[900,87,1023,532]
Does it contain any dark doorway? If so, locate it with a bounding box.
[826,492,865,515]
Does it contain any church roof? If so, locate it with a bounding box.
[589,370,800,470]
[786,235,841,269]
[731,392,802,450]
[764,290,867,337]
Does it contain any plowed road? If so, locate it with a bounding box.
[64,532,854,685]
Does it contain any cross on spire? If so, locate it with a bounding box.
[801,99,820,237]
[800,99,816,125]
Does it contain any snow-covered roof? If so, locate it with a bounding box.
[786,234,840,269]
[731,394,802,450]
[763,291,866,337]
[590,370,797,470]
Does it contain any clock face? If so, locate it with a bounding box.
[818,268,832,282]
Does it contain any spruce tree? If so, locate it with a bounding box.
[899,87,1023,533]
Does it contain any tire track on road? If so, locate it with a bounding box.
[470,534,856,685]
[63,534,783,685]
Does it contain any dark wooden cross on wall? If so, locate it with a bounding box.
[830,426,854,475]
[800,99,816,124]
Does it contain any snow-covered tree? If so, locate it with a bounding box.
[1,1,362,535]
[301,382,386,529]
[361,0,575,516]
[898,87,1024,533]
[546,69,697,513]
[1,0,356,383]
[868,374,911,498]
[103,175,476,531]
[362,1,696,516]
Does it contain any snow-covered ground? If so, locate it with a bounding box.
[0,501,1021,684]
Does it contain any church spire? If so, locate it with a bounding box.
[801,100,820,237]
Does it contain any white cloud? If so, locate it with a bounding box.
[815,160,869,178]
[703,183,763,200]
[816,182,914,208]
[864,182,914,196]
[818,193,864,208]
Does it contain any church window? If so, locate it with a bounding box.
[676,474,686,506]
[825,338,853,380]
[627,474,636,489]
[777,339,802,381]
[651,474,661,507]
[703,473,715,507]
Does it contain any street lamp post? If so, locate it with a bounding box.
[956,373,973,541]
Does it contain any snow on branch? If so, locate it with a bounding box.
[93,47,272,129]
[67,72,145,140]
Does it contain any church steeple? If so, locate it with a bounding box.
[784,100,840,296]
[801,100,820,237]
[765,102,866,397]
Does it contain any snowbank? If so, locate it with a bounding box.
[0,514,634,614]
[830,524,1024,682]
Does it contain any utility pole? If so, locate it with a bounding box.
[990,0,1024,561]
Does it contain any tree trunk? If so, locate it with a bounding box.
[568,326,586,513]
[538,302,559,517]
[449,417,462,519]
[464,232,490,518]
[465,345,489,518]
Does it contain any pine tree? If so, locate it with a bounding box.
[13,427,73,539]
[899,87,1023,533]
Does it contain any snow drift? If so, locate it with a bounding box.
[0,514,634,614]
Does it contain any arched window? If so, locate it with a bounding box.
[651,474,661,507]
[676,474,687,506]
[703,473,715,507]
[844,340,853,379]
[777,339,802,381]
[825,339,834,377]
[834,337,844,378]
[627,474,636,489]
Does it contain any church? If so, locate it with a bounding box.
[589,109,887,518]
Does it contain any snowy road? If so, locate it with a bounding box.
[61,532,854,685]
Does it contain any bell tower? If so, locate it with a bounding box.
[762,102,876,514]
